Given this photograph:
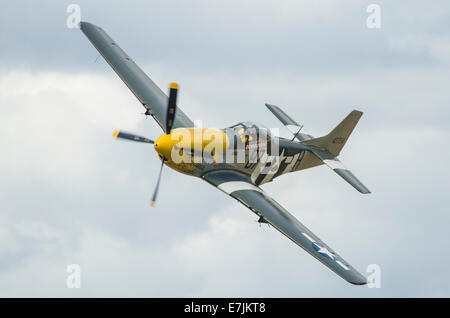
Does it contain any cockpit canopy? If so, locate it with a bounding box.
[225,122,273,149]
[227,121,272,138]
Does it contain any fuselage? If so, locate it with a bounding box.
[153,122,323,185]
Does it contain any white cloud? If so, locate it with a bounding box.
[0,71,148,179]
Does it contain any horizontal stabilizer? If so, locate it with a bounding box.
[265,104,313,141]
[309,147,370,194]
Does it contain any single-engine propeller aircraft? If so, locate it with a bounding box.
[80,22,370,285]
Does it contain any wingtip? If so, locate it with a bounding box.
[347,272,368,285]
[359,187,371,194]
[352,275,368,285]
[350,280,368,286]
[113,130,120,139]
[79,21,92,31]
[169,82,179,89]
[150,201,156,207]
[79,21,104,34]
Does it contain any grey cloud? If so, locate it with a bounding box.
[0,1,450,297]
[1,1,449,75]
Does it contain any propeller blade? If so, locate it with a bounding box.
[150,159,165,207]
[166,82,178,134]
[113,130,154,144]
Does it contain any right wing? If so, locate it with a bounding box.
[80,22,194,132]
[202,169,367,285]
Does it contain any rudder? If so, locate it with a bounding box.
[304,110,363,156]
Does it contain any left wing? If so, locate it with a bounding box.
[201,169,367,285]
[80,22,194,132]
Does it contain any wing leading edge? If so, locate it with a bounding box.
[202,169,367,285]
[80,22,194,132]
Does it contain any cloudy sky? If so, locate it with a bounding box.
[1,0,449,297]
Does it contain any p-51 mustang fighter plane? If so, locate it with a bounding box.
[80,22,370,285]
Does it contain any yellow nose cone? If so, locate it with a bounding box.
[154,128,229,163]
[154,134,179,160]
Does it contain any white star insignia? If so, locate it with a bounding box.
[313,243,335,260]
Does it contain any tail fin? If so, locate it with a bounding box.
[303,110,362,157]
